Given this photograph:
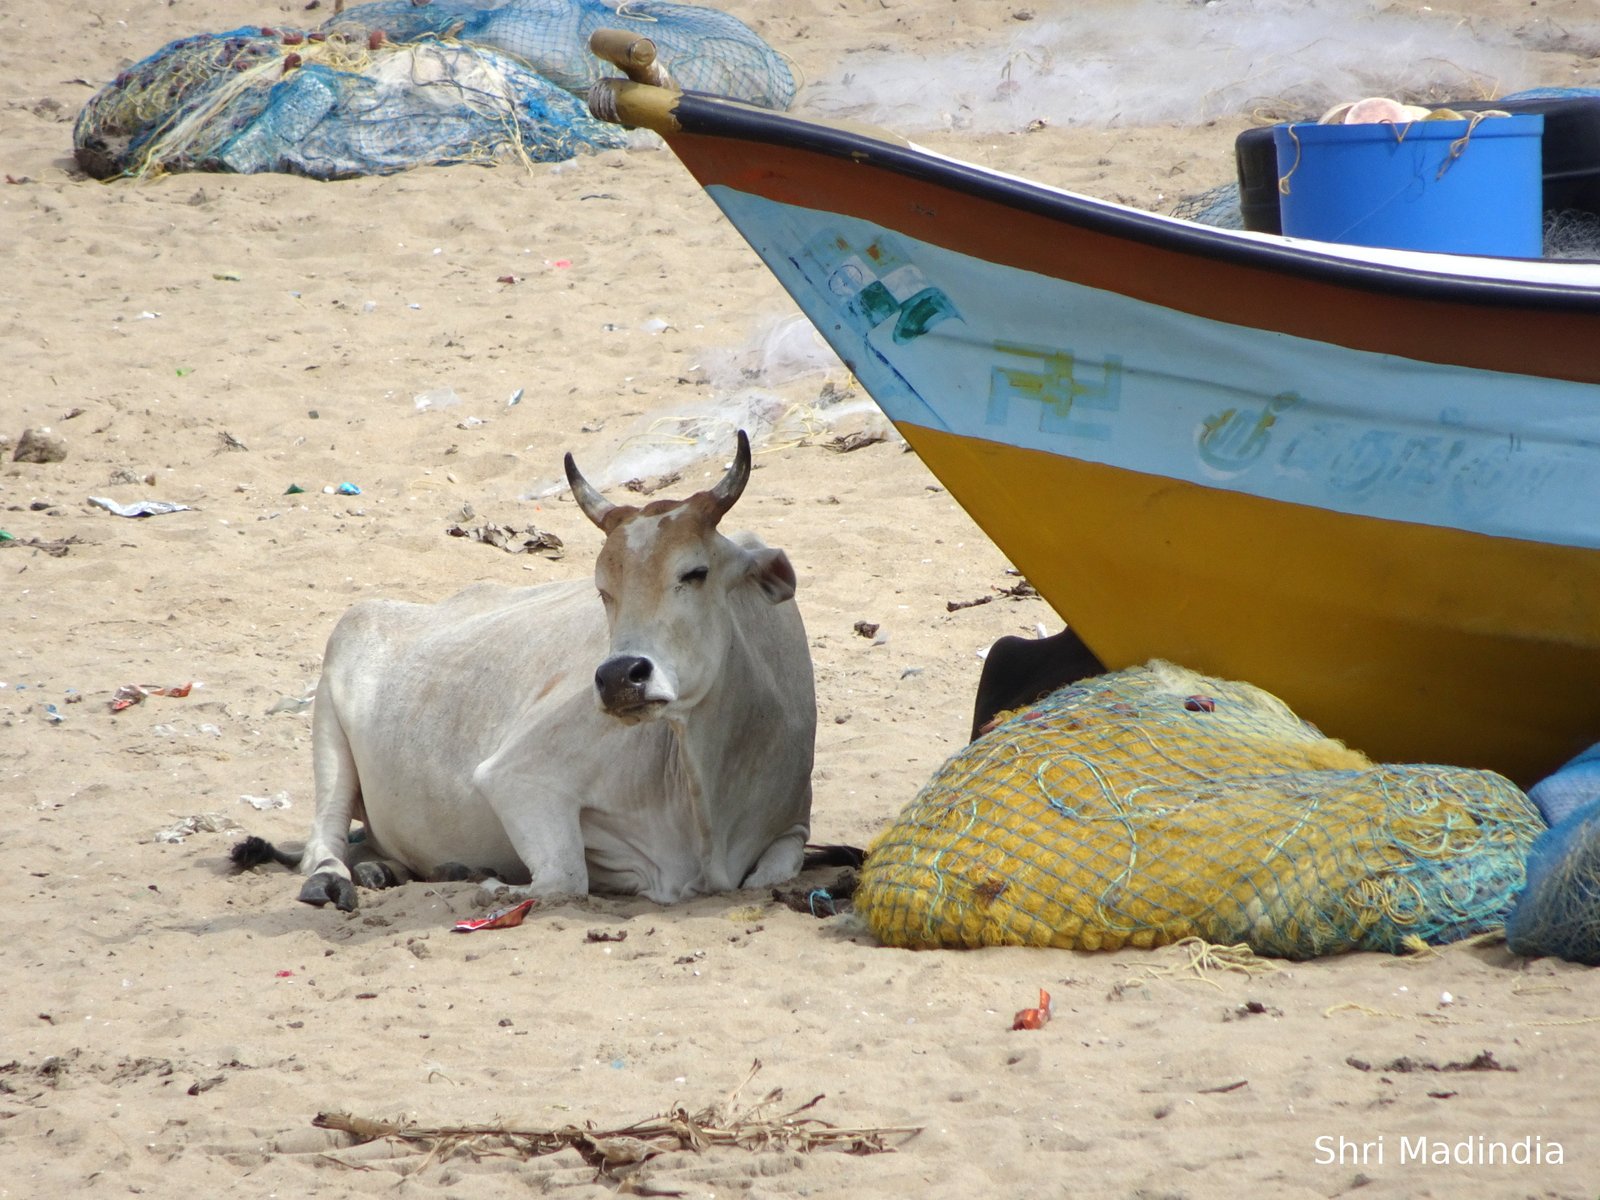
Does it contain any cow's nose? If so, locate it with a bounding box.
[595,654,653,695]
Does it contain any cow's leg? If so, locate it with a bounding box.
[472,757,589,901]
[348,846,414,892]
[741,824,808,888]
[299,696,364,912]
[428,862,491,883]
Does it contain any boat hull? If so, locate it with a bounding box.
[596,82,1600,783]
[902,422,1600,782]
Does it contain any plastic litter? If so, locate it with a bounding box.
[89,497,192,518]
[240,791,292,811]
[336,482,361,496]
[1012,988,1052,1031]
[155,812,241,844]
[415,387,461,412]
[447,522,564,557]
[453,898,537,932]
[110,681,195,712]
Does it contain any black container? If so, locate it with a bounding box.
[1235,94,1600,235]
[1236,124,1285,234]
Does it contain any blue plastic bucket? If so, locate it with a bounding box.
[1273,115,1544,256]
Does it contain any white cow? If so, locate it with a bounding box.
[239,432,814,911]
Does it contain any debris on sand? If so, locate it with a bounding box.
[311,1060,918,1181]
[446,523,564,557]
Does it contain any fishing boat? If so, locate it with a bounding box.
[586,38,1600,786]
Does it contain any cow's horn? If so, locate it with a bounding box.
[565,451,617,530]
[708,430,751,519]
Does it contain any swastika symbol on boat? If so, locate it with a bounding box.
[1197,391,1302,473]
[985,343,1121,438]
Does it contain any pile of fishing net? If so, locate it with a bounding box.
[73,0,793,181]
[1506,746,1600,964]
[855,662,1543,959]
[1508,802,1600,964]
[74,29,626,180]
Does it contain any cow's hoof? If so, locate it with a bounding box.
[353,860,401,891]
[298,872,357,912]
[429,861,475,883]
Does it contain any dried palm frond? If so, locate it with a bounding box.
[312,1060,919,1183]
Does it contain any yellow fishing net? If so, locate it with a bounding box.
[856,662,1542,958]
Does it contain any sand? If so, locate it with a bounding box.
[3,0,1599,1196]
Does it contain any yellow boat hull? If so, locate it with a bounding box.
[906,423,1600,783]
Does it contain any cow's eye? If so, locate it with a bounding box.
[679,566,709,586]
[597,589,614,608]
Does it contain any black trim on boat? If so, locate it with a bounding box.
[670,92,1600,313]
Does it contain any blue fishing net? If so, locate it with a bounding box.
[322,0,795,107]
[1505,743,1600,964]
[1167,181,1244,228]
[1506,797,1600,964]
[74,26,626,179]
[1527,742,1600,827]
[74,1,792,180]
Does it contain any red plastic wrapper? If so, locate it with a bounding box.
[452,898,536,932]
[110,681,194,712]
[1012,988,1053,1031]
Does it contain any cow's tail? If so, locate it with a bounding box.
[803,843,867,869]
[230,835,302,871]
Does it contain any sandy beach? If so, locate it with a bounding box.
[4,0,1600,1195]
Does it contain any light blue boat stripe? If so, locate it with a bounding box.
[710,185,1600,551]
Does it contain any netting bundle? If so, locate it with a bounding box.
[73,27,626,180]
[1506,797,1600,964]
[322,0,796,108]
[856,662,1542,959]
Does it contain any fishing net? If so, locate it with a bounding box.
[855,662,1542,959]
[73,27,626,180]
[1526,742,1600,827]
[1542,209,1600,261]
[322,0,796,108]
[1167,181,1244,228]
[74,0,792,180]
[1506,797,1600,965]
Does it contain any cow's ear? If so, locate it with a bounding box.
[746,547,796,603]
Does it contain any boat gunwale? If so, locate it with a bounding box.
[664,89,1600,314]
